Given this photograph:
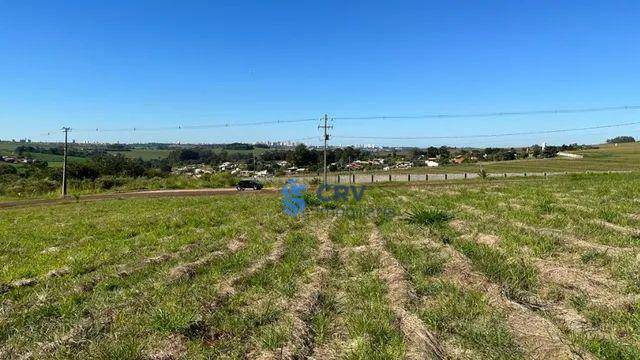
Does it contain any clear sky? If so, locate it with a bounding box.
[1,1,639,147]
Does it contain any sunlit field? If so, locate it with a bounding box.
[1,173,640,359]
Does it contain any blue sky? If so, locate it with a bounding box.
[1,0,639,147]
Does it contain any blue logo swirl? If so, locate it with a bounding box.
[282,179,307,217]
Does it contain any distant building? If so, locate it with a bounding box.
[556,152,583,159]
[425,160,439,167]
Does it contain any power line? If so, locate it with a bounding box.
[20,103,640,140]
[71,117,318,133]
[333,120,640,140]
[333,105,640,120]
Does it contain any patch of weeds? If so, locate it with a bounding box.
[90,336,143,360]
[68,255,99,276]
[372,205,399,225]
[303,192,322,207]
[598,209,620,223]
[420,282,522,359]
[581,250,612,266]
[329,218,370,247]
[310,292,338,345]
[352,251,380,274]
[405,207,452,227]
[580,336,640,360]
[151,307,201,334]
[536,198,558,214]
[456,239,538,293]
[258,323,288,351]
[344,273,405,359]
[544,284,566,302]
[569,293,588,312]
[386,241,445,294]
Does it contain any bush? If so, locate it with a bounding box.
[405,207,452,226]
[0,164,17,175]
[95,176,128,190]
[200,172,237,188]
[1,177,58,197]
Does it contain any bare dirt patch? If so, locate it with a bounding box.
[226,237,246,252]
[146,334,188,360]
[535,259,620,305]
[41,246,61,254]
[45,267,71,278]
[592,220,640,237]
[143,253,176,265]
[457,204,484,217]
[448,219,469,233]
[476,233,501,247]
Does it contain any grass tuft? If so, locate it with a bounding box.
[405,207,452,227]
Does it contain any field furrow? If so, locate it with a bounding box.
[369,226,446,360]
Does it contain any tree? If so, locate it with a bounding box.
[287,144,317,167]
[606,136,635,144]
[426,146,439,158]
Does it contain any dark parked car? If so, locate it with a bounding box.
[236,179,263,191]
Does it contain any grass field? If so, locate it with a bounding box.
[1,172,640,359]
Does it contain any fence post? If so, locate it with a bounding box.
[544,172,547,177]
[524,172,527,177]
[444,173,448,180]
[504,173,507,178]
[426,174,429,181]
[352,174,356,183]
[408,174,411,182]
[389,174,392,182]
[464,173,467,179]
[371,174,374,183]
[337,175,340,184]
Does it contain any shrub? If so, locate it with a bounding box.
[405,207,452,226]
[95,176,127,190]
[0,164,17,175]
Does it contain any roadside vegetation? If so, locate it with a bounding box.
[2,140,639,200]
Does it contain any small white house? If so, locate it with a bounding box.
[425,160,439,167]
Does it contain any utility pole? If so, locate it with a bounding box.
[318,114,332,186]
[61,127,71,197]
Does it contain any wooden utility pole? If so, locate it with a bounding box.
[61,127,70,197]
[318,114,332,186]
